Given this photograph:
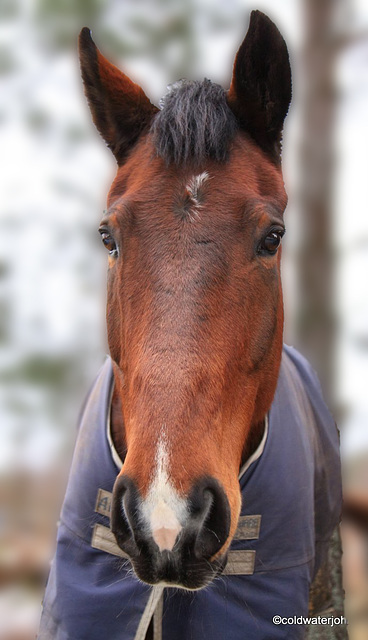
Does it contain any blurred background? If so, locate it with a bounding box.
[0,0,368,638]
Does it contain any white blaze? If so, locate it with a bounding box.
[186,172,210,203]
[141,433,187,552]
[185,172,210,220]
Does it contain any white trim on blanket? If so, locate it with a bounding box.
[238,415,269,480]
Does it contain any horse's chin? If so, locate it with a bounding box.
[126,550,228,591]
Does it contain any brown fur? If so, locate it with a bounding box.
[106,133,286,547]
[79,10,291,559]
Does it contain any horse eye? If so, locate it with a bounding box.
[259,230,284,255]
[99,231,118,256]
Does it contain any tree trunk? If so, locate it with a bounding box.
[299,1,347,637]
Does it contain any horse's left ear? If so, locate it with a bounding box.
[228,11,292,163]
[78,28,158,164]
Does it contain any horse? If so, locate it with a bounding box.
[39,11,343,640]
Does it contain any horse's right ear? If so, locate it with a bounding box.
[78,28,158,164]
[228,11,291,163]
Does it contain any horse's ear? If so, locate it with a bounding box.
[78,28,158,164]
[228,11,291,163]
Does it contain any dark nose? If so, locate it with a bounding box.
[111,475,231,588]
[110,475,143,558]
[188,477,231,559]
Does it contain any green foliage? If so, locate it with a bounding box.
[0,356,75,387]
[0,0,20,19]
[34,0,105,50]
[0,46,17,75]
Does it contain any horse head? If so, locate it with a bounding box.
[79,10,291,589]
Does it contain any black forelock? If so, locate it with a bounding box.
[151,79,237,165]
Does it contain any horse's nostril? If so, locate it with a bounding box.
[111,475,140,553]
[111,474,230,572]
[189,477,231,559]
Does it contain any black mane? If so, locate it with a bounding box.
[151,79,237,165]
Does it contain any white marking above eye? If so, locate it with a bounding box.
[186,172,210,203]
[184,172,210,221]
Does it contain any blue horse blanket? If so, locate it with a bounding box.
[39,345,342,639]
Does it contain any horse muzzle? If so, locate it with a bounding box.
[111,474,231,589]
